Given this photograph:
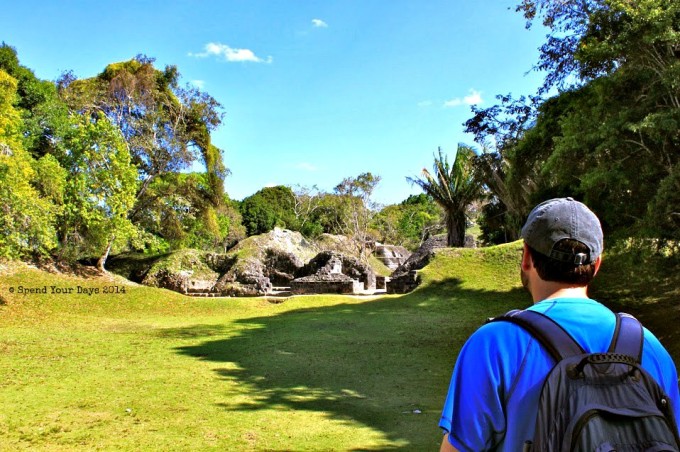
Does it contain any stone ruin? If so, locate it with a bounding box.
[110,229,391,297]
[386,233,477,294]
[109,229,481,297]
[387,235,447,294]
[373,243,411,271]
[290,251,377,295]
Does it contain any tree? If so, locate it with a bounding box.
[130,172,225,250]
[465,1,680,243]
[240,186,297,236]
[58,112,140,270]
[333,172,382,259]
[467,94,581,242]
[0,69,58,258]
[372,194,443,250]
[0,43,70,159]
[408,146,483,247]
[305,193,346,236]
[60,56,228,230]
[215,197,247,250]
[513,0,680,238]
[290,184,325,237]
[515,0,606,93]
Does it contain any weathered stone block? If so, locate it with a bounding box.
[386,270,420,294]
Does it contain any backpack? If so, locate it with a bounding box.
[490,309,680,452]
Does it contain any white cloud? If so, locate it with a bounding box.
[189,42,272,63]
[311,18,328,28]
[443,89,483,108]
[191,80,205,89]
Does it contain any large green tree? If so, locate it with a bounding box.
[467,93,579,242]
[136,172,245,251]
[60,56,228,239]
[240,186,297,236]
[408,146,483,247]
[0,43,70,159]
[468,0,680,243]
[57,112,140,270]
[0,69,58,258]
[515,0,680,239]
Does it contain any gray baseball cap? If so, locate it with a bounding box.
[521,197,603,265]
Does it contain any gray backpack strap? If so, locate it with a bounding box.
[489,309,585,362]
[609,312,644,363]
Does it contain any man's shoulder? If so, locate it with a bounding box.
[465,315,537,353]
[641,326,676,365]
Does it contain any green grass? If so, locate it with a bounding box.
[2,241,678,451]
[0,244,537,451]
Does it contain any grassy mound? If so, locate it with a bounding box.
[0,241,676,450]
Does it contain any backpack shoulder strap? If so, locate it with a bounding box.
[609,312,644,363]
[488,309,585,362]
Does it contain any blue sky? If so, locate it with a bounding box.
[1,0,547,205]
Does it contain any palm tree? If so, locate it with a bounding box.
[408,145,483,247]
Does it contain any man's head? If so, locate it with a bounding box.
[521,197,603,286]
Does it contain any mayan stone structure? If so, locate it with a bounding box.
[290,251,376,295]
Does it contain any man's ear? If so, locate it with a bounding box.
[521,242,533,271]
[593,255,602,276]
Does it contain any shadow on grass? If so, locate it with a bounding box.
[155,324,230,339]
[174,279,529,450]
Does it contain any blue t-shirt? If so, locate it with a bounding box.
[439,297,680,452]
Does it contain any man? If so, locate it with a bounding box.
[439,197,680,451]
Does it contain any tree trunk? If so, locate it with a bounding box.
[97,235,115,272]
[445,210,465,247]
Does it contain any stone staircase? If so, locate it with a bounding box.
[184,286,293,298]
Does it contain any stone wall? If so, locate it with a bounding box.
[290,274,362,295]
[291,251,376,294]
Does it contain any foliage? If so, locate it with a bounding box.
[0,43,70,158]
[537,1,679,238]
[0,69,58,258]
[646,165,680,241]
[408,146,484,247]
[56,112,140,269]
[333,172,382,258]
[216,197,247,250]
[0,46,236,263]
[468,93,581,241]
[371,194,443,250]
[60,56,228,234]
[240,185,297,236]
[471,1,680,244]
[290,184,326,238]
[185,199,246,252]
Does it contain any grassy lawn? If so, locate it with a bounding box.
[4,240,675,451]
[0,243,528,451]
